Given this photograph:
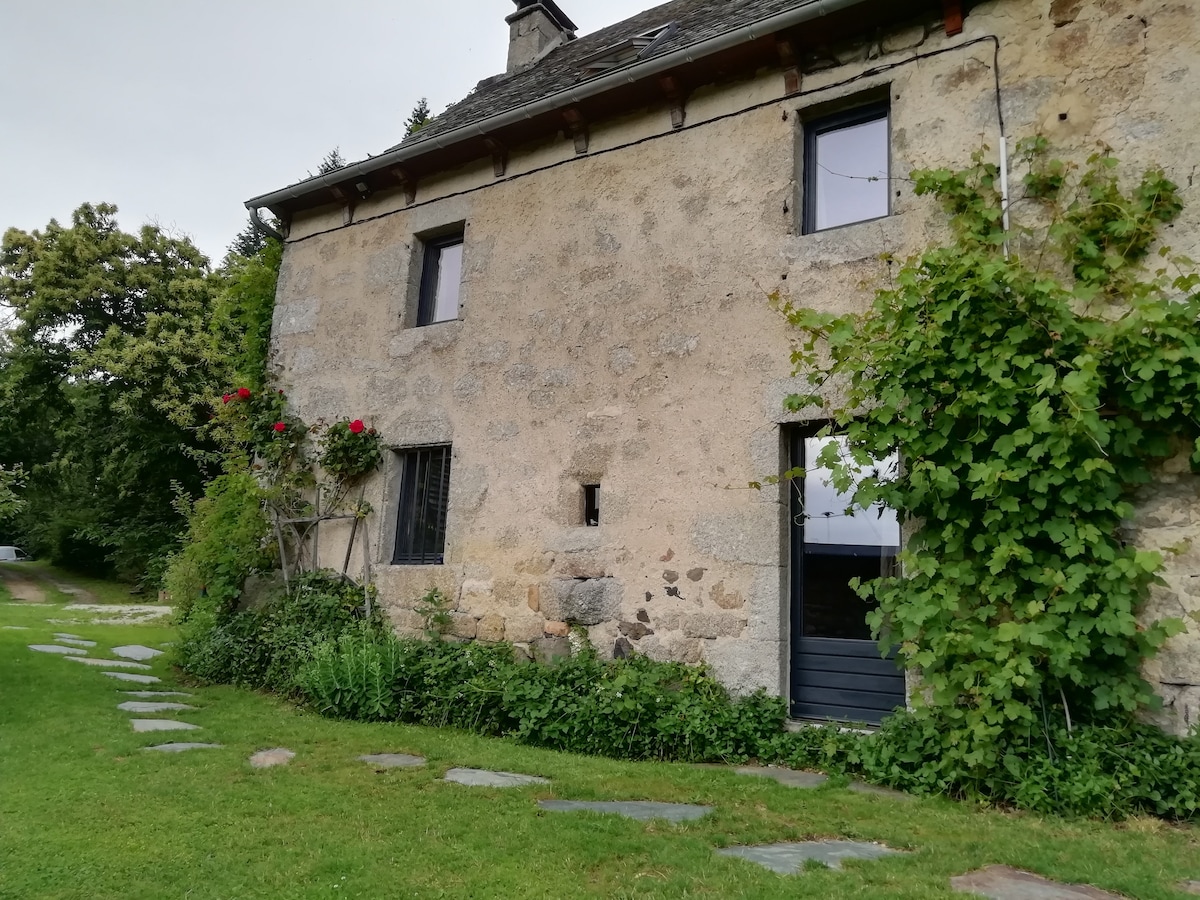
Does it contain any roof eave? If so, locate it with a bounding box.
[245,0,873,215]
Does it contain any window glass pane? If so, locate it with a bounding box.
[431,241,463,323]
[803,436,899,548]
[814,115,888,230]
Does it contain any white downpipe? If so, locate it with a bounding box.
[999,134,1011,257]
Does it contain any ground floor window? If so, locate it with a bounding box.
[392,445,452,565]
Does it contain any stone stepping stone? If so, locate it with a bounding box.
[735,766,828,788]
[56,638,97,647]
[118,701,196,713]
[102,672,161,684]
[131,719,200,733]
[28,643,88,656]
[538,800,712,822]
[1179,881,1200,896]
[144,742,223,753]
[717,841,903,875]
[54,632,84,640]
[66,657,151,670]
[249,748,295,768]
[951,866,1125,899]
[121,690,192,698]
[111,644,164,661]
[444,767,549,787]
[359,753,426,768]
[2,625,31,630]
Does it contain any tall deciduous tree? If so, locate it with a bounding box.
[0,203,226,577]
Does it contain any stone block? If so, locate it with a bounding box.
[710,581,745,609]
[683,615,747,639]
[544,621,570,637]
[618,621,653,640]
[881,24,926,53]
[504,615,545,643]
[690,508,780,566]
[476,614,505,643]
[703,639,784,696]
[527,584,540,611]
[543,577,622,625]
[448,613,478,640]
[533,636,571,663]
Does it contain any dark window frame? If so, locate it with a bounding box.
[391,445,452,565]
[802,101,890,235]
[415,231,465,326]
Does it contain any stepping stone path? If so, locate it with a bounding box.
[131,719,201,733]
[66,657,150,670]
[54,633,86,640]
[444,768,549,788]
[144,743,223,753]
[359,753,426,768]
[102,672,160,684]
[2,625,30,630]
[121,690,193,698]
[249,748,295,769]
[718,841,903,875]
[951,865,1125,899]
[56,638,97,647]
[28,643,87,655]
[539,800,712,822]
[118,701,196,713]
[111,644,164,661]
[733,765,911,800]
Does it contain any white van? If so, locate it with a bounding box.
[0,546,30,562]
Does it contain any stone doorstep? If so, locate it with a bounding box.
[950,865,1127,899]
[717,841,904,875]
[443,767,549,787]
[538,800,713,822]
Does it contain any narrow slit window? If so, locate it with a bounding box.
[803,103,889,233]
[416,231,464,326]
[392,445,452,564]
[583,484,600,526]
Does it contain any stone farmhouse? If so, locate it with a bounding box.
[246,0,1200,731]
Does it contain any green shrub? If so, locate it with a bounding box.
[165,471,272,624]
[177,570,381,695]
[294,628,1200,820]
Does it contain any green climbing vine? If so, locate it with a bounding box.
[781,139,1200,783]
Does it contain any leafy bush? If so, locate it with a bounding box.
[177,570,381,695]
[165,471,273,624]
[295,627,1200,820]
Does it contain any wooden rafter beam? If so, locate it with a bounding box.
[776,37,802,95]
[388,166,418,205]
[943,0,964,36]
[562,107,589,154]
[658,74,689,129]
[482,137,509,177]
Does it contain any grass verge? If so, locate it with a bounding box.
[2,599,1198,899]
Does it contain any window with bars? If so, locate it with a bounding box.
[392,445,452,565]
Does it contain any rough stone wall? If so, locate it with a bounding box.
[271,0,1200,724]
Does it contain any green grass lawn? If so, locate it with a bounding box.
[2,597,1199,899]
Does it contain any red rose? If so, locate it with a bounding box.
[349,419,365,434]
[273,422,286,433]
[221,393,231,404]
[237,387,252,400]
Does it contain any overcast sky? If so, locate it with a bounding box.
[1,1,654,264]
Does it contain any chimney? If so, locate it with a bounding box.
[506,0,577,74]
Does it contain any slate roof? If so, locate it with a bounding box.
[399,0,810,149]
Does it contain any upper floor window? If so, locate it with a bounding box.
[417,231,464,326]
[803,102,889,233]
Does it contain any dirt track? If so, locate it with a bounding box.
[0,565,47,602]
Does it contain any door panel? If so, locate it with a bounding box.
[789,431,906,724]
